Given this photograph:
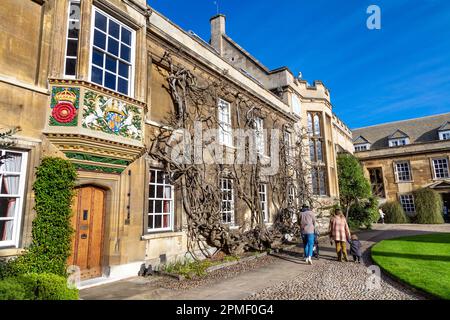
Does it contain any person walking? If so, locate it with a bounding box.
[378,208,385,224]
[300,204,316,265]
[329,208,351,262]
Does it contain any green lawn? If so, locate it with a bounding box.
[371,233,450,299]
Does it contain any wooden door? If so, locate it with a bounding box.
[68,186,105,280]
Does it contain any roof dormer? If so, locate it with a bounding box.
[388,129,410,147]
[353,135,371,152]
[438,121,450,140]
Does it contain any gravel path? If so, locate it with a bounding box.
[156,254,278,291]
[246,242,425,300]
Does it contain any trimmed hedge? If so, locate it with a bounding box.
[0,273,78,300]
[413,188,444,224]
[0,277,27,300]
[381,201,408,224]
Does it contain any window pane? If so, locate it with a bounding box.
[163,215,170,228]
[0,220,14,241]
[92,49,104,67]
[93,30,106,49]
[65,58,76,76]
[155,201,162,213]
[149,185,155,198]
[156,186,163,198]
[118,78,128,95]
[68,25,79,39]
[120,45,131,62]
[148,200,154,213]
[121,28,131,45]
[108,37,119,56]
[154,215,162,229]
[164,186,172,198]
[1,176,20,194]
[91,66,103,85]
[95,12,107,31]
[119,62,129,78]
[66,39,78,57]
[3,153,22,172]
[104,71,116,90]
[163,201,171,213]
[108,20,120,39]
[150,170,156,183]
[148,215,154,229]
[157,171,164,183]
[0,197,16,218]
[105,55,117,73]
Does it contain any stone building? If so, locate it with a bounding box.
[353,113,450,222]
[0,0,352,285]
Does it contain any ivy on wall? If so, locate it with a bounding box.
[3,157,77,278]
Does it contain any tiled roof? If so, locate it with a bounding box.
[352,112,450,150]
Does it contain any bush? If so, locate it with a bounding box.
[348,196,379,229]
[0,278,27,300]
[413,188,444,224]
[18,273,78,300]
[381,201,408,224]
[0,273,78,300]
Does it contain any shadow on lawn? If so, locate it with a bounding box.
[372,250,450,263]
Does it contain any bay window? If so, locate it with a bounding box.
[90,7,134,96]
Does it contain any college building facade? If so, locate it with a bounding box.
[0,0,352,283]
[353,113,450,222]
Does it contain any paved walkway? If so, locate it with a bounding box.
[80,224,450,300]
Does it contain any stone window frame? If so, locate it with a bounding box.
[431,157,450,180]
[0,149,28,248]
[147,168,174,233]
[393,160,413,183]
[89,6,136,97]
[399,194,416,214]
[307,112,328,196]
[259,183,269,223]
[217,98,233,147]
[64,0,81,78]
[367,167,386,198]
[220,177,235,226]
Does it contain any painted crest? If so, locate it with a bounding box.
[50,87,80,126]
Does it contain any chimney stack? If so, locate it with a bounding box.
[210,14,226,55]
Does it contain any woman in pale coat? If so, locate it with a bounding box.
[329,209,351,262]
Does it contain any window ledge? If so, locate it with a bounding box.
[141,231,184,240]
[0,248,24,258]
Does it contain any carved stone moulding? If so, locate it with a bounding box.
[45,133,145,174]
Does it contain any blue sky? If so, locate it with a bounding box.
[147,0,450,129]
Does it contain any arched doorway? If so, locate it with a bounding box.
[68,186,106,280]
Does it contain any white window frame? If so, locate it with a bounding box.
[64,0,81,78]
[0,149,28,248]
[394,161,412,182]
[354,143,370,152]
[89,6,135,97]
[218,99,233,147]
[432,158,450,179]
[389,138,409,147]
[439,130,450,141]
[220,178,235,225]
[399,194,416,214]
[148,169,174,233]
[259,183,269,223]
[254,117,265,155]
[284,131,292,158]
